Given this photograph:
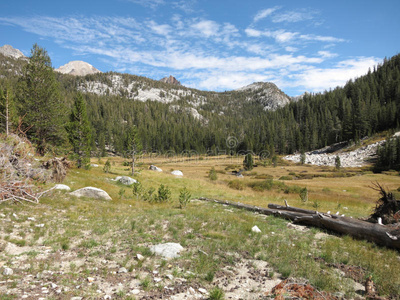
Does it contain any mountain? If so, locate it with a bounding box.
[159,75,181,86]
[0,44,26,59]
[235,82,291,110]
[55,61,101,76]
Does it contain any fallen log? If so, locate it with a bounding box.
[196,197,400,250]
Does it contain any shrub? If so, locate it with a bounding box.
[143,187,155,201]
[156,184,171,203]
[279,175,293,180]
[209,167,218,181]
[132,182,143,198]
[103,159,111,173]
[179,187,191,208]
[335,155,341,170]
[228,180,245,190]
[243,153,254,170]
[209,287,224,300]
[299,187,308,202]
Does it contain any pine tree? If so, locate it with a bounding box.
[243,153,254,170]
[125,125,142,176]
[18,44,66,154]
[66,92,92,168]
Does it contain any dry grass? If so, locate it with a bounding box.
[1,154,400,299]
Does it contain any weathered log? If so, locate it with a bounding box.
[196,197,400,250]
[197,197,309,220]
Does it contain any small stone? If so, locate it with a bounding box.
[22,295,28,299]
[153,270,159,275]
[188,287,196,295]
[104,295,112,300]
[87,277,95,283]
[198,288,208,294]
[0,213,5,218]
[3,267,13,276]
[27,217,36,221]
[136,254,145,261]
[35,224,45,228]
[70,297,83,300]
[131,289,140,295]
[118,267,128,273]
[56,289,62,294]
[252,225,261,233]
[12,213,18,219]
[154,277,162,283]
[165,274,174,280]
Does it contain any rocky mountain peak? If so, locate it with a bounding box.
[55,60,101,76]
[235,81,291,111]
[160,75,181,86]
[0,44,26,59]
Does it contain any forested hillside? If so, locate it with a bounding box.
[1,47,399,158]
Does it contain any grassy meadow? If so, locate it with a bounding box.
[1,154,400,299]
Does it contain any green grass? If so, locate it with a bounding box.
[1,156,400,298]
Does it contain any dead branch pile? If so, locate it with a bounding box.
[42,157,71,183]
[0,134,50,182]
[265,278,338,300]
[0,181,42,204]
[369,182,400,224]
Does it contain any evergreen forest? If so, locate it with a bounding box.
[1,46,399,162]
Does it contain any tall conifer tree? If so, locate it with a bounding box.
[66,92,92,168]
[18,44,66,154]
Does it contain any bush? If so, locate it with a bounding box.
[228,180,245,190]
[103,159,111,173]
[209,167,218,181]
[156,184,171,203]
[299,187,308,202]
[178,187,191,208]
[132,182,143,198]
[143,187,155,202]
[243,153,254,170]
[279,175,293,180]
[209,287,224,300]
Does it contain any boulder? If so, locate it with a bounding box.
[116,176,137,185]
[150,243,184,259]
[171,170,183,176]
[149,165,163,172]
[70,187,112,201]
[53,184,71,191]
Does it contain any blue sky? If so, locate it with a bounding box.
[0,0,399,96]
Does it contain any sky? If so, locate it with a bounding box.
[0,0,399,96]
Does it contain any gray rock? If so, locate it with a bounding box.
[3,267,13,275]
[150,243,184,259]
[117,176,137,185]
[251,225,261,233]
[171,170,183,176]
[118,267,128,273]
[70,187,112,201]
[54,184,71,191]
[149,165,163,172]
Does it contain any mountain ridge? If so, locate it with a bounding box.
[55,60,101,76]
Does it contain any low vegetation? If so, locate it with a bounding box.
[1,152,400,299]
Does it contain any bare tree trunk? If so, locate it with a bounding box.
[197,197,400,250]
[5,89,9,136]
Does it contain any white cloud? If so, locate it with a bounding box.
[290,57,381,92]
[0,13,370,94]
[190,20,220,37]
[125,0,165,9]
[318,50,337,58]
[253,7,280,22]
[147,21,172,36]
[272,10,317,23]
